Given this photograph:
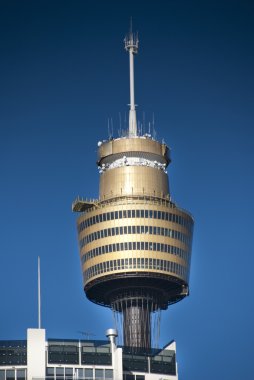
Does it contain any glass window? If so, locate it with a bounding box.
[119,210,122,218]
[85,368,93,379]
[17,370,26,380]
[145,210,148,218]
[56,367,64,377]
[128,210,131,218]
[140,210,144,218]
[6,371,15,380]
[95,369,103,380]
[136,376,145,380]
[0,371,4,380]
[136,210,140,218]
[76,368,83,378]
[105,369,113,380]
[123,210,127,218]
[47,368,54,377]
[132,210,135,218]
[125,375,134,380]
[111,212,114,220]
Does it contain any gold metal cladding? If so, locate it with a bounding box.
[84,269,186,285]
[83,252,186,268]
[82,253,188,284]
[97,137,170,166]
[99,166,169,200]
[76,193,193,298]
[77,200,193,235]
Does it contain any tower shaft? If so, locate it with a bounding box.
[123,305,151,349]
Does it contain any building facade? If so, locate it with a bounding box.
[0,328,178,380]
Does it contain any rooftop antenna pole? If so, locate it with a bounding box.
[38,256,41,329]
[124,18,139,137]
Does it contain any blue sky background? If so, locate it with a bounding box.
[0,1,254,379]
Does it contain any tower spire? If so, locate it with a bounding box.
[124,21,139,137]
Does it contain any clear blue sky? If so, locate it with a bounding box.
[0,1,253,379]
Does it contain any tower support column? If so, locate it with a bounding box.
[123,305,151,350]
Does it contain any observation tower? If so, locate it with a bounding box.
[73,29,194,351]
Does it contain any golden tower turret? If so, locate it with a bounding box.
[73,30,194,351]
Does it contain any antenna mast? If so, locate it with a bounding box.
[38,256,41,329]
[124,21,139,137]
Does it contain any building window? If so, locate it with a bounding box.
[95,369,103,380]
[56,368,64,378]
[6,371,15,380]
[105,369,113,380]
[124,375,135,380]
[85,368,93,380]
[17,370,26,380]
[0,371,4,380]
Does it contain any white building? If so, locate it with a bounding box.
[0,328,178,380]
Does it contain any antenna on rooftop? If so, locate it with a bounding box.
[78,331,96,340]
[38,256,41,329]
[124,18,139,137]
